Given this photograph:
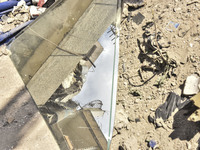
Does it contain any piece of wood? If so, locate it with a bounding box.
[27,0,117,105]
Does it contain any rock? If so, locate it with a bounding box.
[183,74,200,95]
[186,142,191,149]
[2,23,15,32]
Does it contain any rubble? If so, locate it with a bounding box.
[149,92,190,127]
[0,0,50,44]
[132,12,145,25]
[0,0,30,33]
[183,74,200,95]
[30,5,46,18]
[0,45,11,56]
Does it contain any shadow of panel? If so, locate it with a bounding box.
[0,55,59,150]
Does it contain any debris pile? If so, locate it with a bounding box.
[0,0,52,45]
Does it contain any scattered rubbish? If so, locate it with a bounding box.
[186,142,191,149]
[124,0,145,10]
[149,92,190,127]
[0,0,31,33]
[30,5,46,17]
[135,118,140,123]
[166,21,180,32]
[149,140,156,148]
[183,74,200,96]
[132,12,145,25]
[0,20,33,44]
[12,0,29,12]
[0,45,11,56]
[0,0,51,45]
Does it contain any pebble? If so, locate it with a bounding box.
[183,74,200,95]
[186,142,191,149]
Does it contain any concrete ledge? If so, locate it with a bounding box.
[0,55,60,150]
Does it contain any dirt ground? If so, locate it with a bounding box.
[111,0,200,150]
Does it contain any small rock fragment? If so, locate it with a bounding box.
[186,142,191,149]
[183,74,200,95]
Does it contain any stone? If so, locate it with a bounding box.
[2,23,15,32]
[183,74,200,95]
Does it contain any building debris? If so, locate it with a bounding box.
[149,140,156,149]
[30,5,46,17]
[166,21,180,32]
[183,74,200,96]
[123,0,146,9]
[132,12,145,25]
[0,0,50,44]
[0,45,11,56]
[149,92,190,127]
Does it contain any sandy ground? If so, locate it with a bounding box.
[111,0,200,149]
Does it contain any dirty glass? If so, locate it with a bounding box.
[8,0,92,84]
[8,0,121,149]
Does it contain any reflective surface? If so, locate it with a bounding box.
[73,26,119,142]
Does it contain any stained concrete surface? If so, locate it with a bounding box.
[0,55,60,150]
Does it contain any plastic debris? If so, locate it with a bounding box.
[30,5,46,17]
[0,20,33,44]
[166,21,180,32]
[0,45,11,56]
[149,140,156,148]
[124,0,145,9]
[155,92,190,120]
[183,74,200,95]
[0,0,31,33]
[149,92,190,127]
[132,12,145,25]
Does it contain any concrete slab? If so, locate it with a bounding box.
[0,55,60,150]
